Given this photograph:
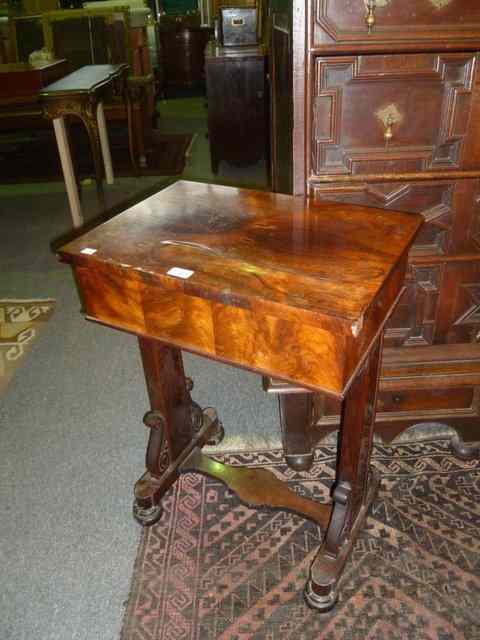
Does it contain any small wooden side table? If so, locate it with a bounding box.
[41,64,130,228]
[58,181,422,611]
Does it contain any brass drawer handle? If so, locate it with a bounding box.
[384,114,394,144]
[365,0,376,33]
[375,104,403,147]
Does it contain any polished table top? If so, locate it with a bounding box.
[59,180,422,396]
[41,64,127,97]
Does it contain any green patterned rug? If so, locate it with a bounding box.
[0,299,56,395]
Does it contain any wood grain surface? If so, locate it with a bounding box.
[59,180,421,396]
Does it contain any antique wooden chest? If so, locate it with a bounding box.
[267,0,480,458]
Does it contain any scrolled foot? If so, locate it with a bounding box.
[143,410,165,431]
[206,421,225,446]
[304,579,338,613]
[133,500,163,526]
[192,404,224,445]
[450,434,480,461]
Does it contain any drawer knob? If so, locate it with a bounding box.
[365,0,376,33]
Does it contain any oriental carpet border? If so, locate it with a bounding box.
[121,440,480,640]
[0,298,56,396]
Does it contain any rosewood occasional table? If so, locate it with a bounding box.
[58,180,422,611]
[42,64,130,228]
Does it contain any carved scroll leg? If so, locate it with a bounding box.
[279,393,314,471]
[305,336,383,612]
[52,116,84,228]
[81,105,106,209]
[134,338,220,526]
[96,101,114,185]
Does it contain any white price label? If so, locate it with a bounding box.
[167,267,194,279]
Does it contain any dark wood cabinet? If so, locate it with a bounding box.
[268,0,480,455]
[205,42,267,172]
[9,15,44,63]
[157,24,212,92]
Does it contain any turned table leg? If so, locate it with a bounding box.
[133,337,223,525]
[279,393,314,471]
[305,336,383,612]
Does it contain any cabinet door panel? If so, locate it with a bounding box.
[310,179,480,256]
[206,56,267,167]
[311,54,479,178]
[313,0,480,52]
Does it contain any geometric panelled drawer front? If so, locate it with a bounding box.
[385,261,480,348]
[310,179,480,255]
[313,0,480,52]
[384,263,442,348]
[441,261,480,344]
[311,53,479,177]
[310,180,480,256]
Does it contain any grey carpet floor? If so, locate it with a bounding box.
[0,112,278,640]
[0,100,458,640]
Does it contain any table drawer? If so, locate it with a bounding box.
[377,387,474,413]
[319,386,475,419]
[313,0,480,52]
[311,53,480,179]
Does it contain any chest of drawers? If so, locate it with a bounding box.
[268,0,480,458]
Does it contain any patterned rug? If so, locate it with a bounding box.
[121,440,480,640]
[0,128,192,182]
[0,299,55,395]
